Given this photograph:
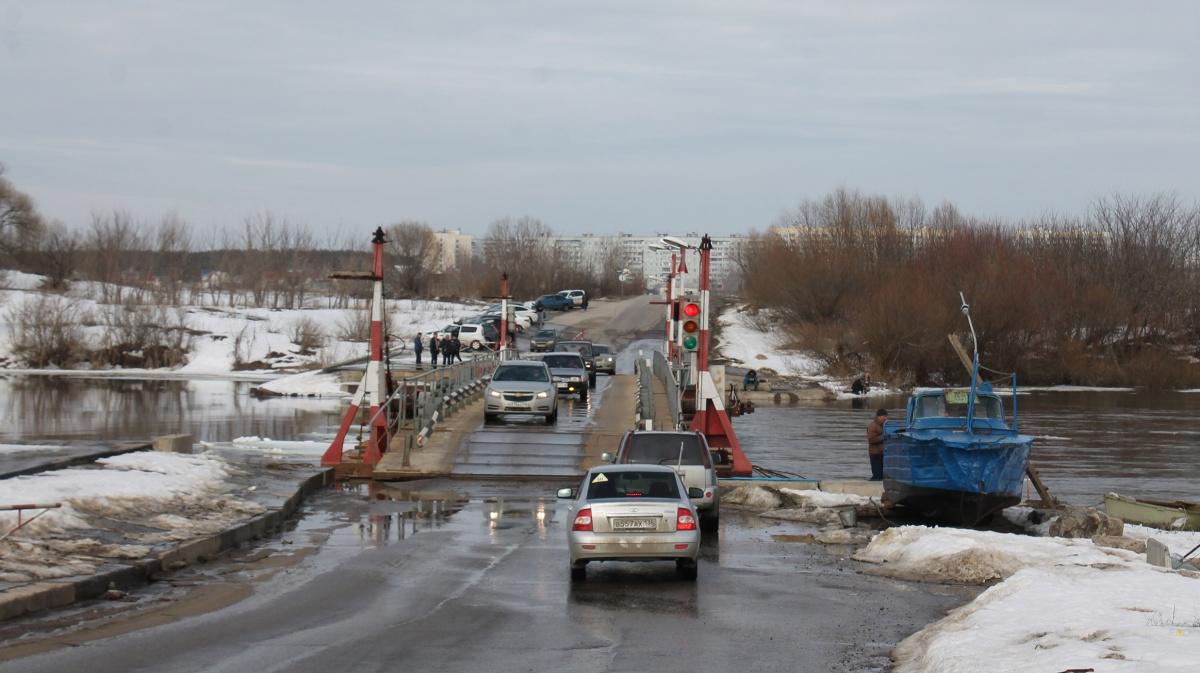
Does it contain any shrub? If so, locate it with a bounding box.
[288,315,325,351]
[6,294,85,367]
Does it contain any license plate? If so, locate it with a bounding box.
[508,406,530,411]
[611,518,656,530]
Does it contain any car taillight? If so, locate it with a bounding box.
[573,508,593,531]
[676,508,697,531]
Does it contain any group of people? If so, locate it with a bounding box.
[412,333,463,368]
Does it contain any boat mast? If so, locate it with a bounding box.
[959,292,980,434]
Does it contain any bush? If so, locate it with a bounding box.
[289,315,325,352]
[6,294,85,367]
[93,300,191,368]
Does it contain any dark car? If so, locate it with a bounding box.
[539,352,590,400]
[535,294,573,311]
[555,340,596,387]
[530,328,558,352]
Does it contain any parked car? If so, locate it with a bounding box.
[558,464,701,581]
[535,294,573,311]
[457,323,498,350]
[484,360,558,425]
[538,352,589,400]
[555,340,596,387]
[603,430,720,530]
[592,344,616,375]
[530,328,559,352]
[558,289,587,306]
[484,304,537,330]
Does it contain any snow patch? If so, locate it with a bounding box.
[716,306,823,376]
[256,369,349,397]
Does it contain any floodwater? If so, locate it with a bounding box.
[734,390,1200,506]
[2,374,1197,506]
[0,375,343,445]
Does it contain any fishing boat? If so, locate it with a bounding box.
[882,294,1034,525]
[1104,493,1200,531]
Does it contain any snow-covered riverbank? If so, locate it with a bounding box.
[0,271,478,379]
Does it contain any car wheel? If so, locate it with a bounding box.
[483,413,497,425]
[570,564,586,582]
[471,341,482,351]
[579,388,588,403]
[545,409,557,425]
[700,512,719,532]
[588,373,597,388]
[676,560,698,581]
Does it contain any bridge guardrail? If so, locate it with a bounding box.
[652,350,683,430]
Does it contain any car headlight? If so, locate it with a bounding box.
[489,390,501,398]
[536,391,549,399]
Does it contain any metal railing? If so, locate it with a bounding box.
[356,353,500,467]
[635,354,656,429]
[652,350,683,430]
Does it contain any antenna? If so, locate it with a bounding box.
[959,291,978,359]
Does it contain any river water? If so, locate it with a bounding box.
[2,375,1197,507]
[734,389,1200,506]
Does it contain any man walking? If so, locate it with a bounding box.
[453,335,464,363]
[866,409,888,481]
[414,333,424,368]
[429,335,440,369]
[443,336,454,366]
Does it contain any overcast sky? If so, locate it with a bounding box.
[1,1,1197,238]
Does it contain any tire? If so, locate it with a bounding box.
[588,373,597,388]
[545,409,558,425]
[676,560,698,581]
[483,413,497,425]
[579,388,588,403]
[570,564,586,582]
[471,341,482,351]
[700,511,719,532]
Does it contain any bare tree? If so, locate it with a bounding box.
[86,211,144,303]
[481,216,556,296]
[0,164,46,265]
[387,221,438,297]
[31,222,80,290]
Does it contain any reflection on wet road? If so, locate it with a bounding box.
[1,481,972,673]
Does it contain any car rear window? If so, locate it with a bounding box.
[535,329,556,338]
[558,342,593,357]
[622,434,707,466]
[585,471,679,500]
[543,354,584,369]
[593,345,611,355]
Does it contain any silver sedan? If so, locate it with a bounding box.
[558,464,701,581]
[484,360,558,425]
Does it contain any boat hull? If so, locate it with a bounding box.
[1104,493,1200,531]
[884,432,1031,525]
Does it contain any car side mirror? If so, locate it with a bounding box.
[556,487,575,499]
[688,487,705,499]
[600,452,614,463]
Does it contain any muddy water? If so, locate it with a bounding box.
[734,390,1200,506]
[0,376,343,444]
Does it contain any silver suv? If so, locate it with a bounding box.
[604,431,720,530]
[538,352,590,401]
[484,361,558,425]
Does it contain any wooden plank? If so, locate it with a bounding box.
[946,334,982,387]
[1026,462,1057,506]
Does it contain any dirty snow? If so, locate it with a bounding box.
[0,443,72,454]
[893,565,1200,673]
[1123,524,1200,558]
[779,488,874,508]
[860,525,1200,673]
[230,436,340,457]
[716,306,823,376]
[0,451,265,582]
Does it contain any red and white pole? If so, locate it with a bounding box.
[688,234,751,476]
[364,227,389,464]
[665,253,675,358]
[499,272,509,358]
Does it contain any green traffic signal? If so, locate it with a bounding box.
[683,335,698,350]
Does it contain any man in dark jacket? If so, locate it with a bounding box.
[866,409,887,481]
[414,334,424,368]
[452,336,464,363]
[429,335,440,369]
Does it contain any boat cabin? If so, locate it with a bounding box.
[897,387,1014,434]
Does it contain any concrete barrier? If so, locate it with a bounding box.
[153,434,194,453]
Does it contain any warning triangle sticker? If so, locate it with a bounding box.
[591,473,609,483]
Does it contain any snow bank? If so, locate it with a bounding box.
[256,369,349,397]
[230,436,337,457]
[893,565,1200,673]
[0,443,71,454]
[779,488,874,508]
[1123,525,1200,558]
[854,525,1137,584]
[716,306,823,376]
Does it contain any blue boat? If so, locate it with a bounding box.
[882,295,1034,525]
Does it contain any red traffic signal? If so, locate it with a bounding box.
[683,302,700,318]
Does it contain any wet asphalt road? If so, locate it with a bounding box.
[2,482,973,673]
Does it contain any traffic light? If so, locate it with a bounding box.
[681,301,700,350]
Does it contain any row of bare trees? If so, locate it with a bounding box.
[735,188,1200,388]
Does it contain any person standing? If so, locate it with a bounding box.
[581,293,589,311]
[866,409,888,481]
[453,335,464,363]
[413,333,424,368]
[443,336,454,366]
[429,335,440,369]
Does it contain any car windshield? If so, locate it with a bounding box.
[912,393,1005,421]
[543,354,584,369]
[623,434,707,465]
[585,470,679,500]
[492,365,549,382]
[558,342,593,357]
[593,345,611,355]
[534,329,556,338]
